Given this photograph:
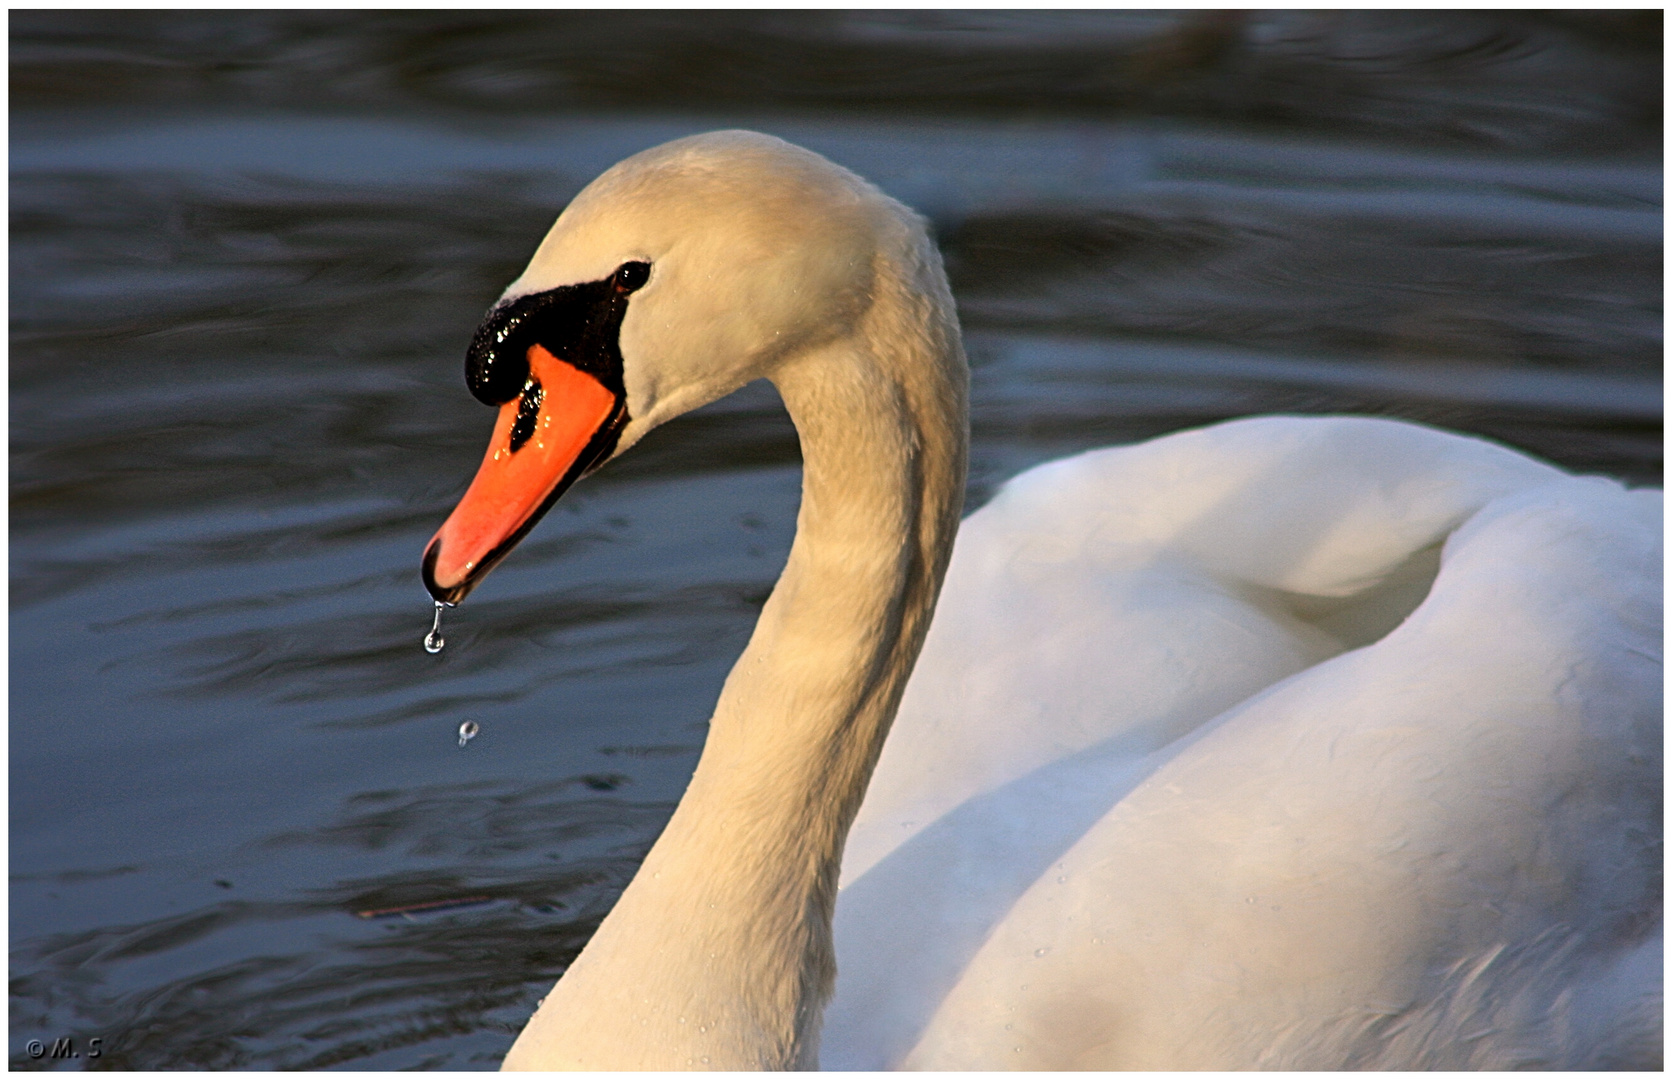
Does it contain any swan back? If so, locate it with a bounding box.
[845,416,1566,871]
[829,416,1661,1069]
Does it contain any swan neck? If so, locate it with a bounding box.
[504,268,966,1071]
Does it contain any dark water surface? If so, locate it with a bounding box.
[9,12,1661,1070]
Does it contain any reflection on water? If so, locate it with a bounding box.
[9,11,1661,1070]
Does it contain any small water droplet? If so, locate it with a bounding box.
[457,720,479,748]
[424,601,448,654]
[1034,946,1049,958]
[1057,875,1067,883]
[1004,1023,1013,1030]
[678,1016,686,1024]
[700,1057,710,1064]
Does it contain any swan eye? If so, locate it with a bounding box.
[614,261,651,292]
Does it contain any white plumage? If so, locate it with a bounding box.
[828,415,1661,1069]
[438,130,1662,1070]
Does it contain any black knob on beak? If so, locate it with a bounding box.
[466,309,533,406]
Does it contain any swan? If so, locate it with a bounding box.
[418,130,1662,1070]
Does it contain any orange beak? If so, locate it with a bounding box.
[422,343,624,604]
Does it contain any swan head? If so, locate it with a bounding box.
[422,130,906,603]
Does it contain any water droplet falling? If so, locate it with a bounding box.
[424,601,447,654]
[457,720,479,748]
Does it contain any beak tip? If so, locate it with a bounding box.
[421,537,471,605]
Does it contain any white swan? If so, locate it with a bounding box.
[418,130,1662,1070]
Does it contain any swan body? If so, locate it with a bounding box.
[827,416,1662,1069]
[416,131,1661,1070]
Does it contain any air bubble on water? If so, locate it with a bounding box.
[424,601,448,654]
[457,720,479,748]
